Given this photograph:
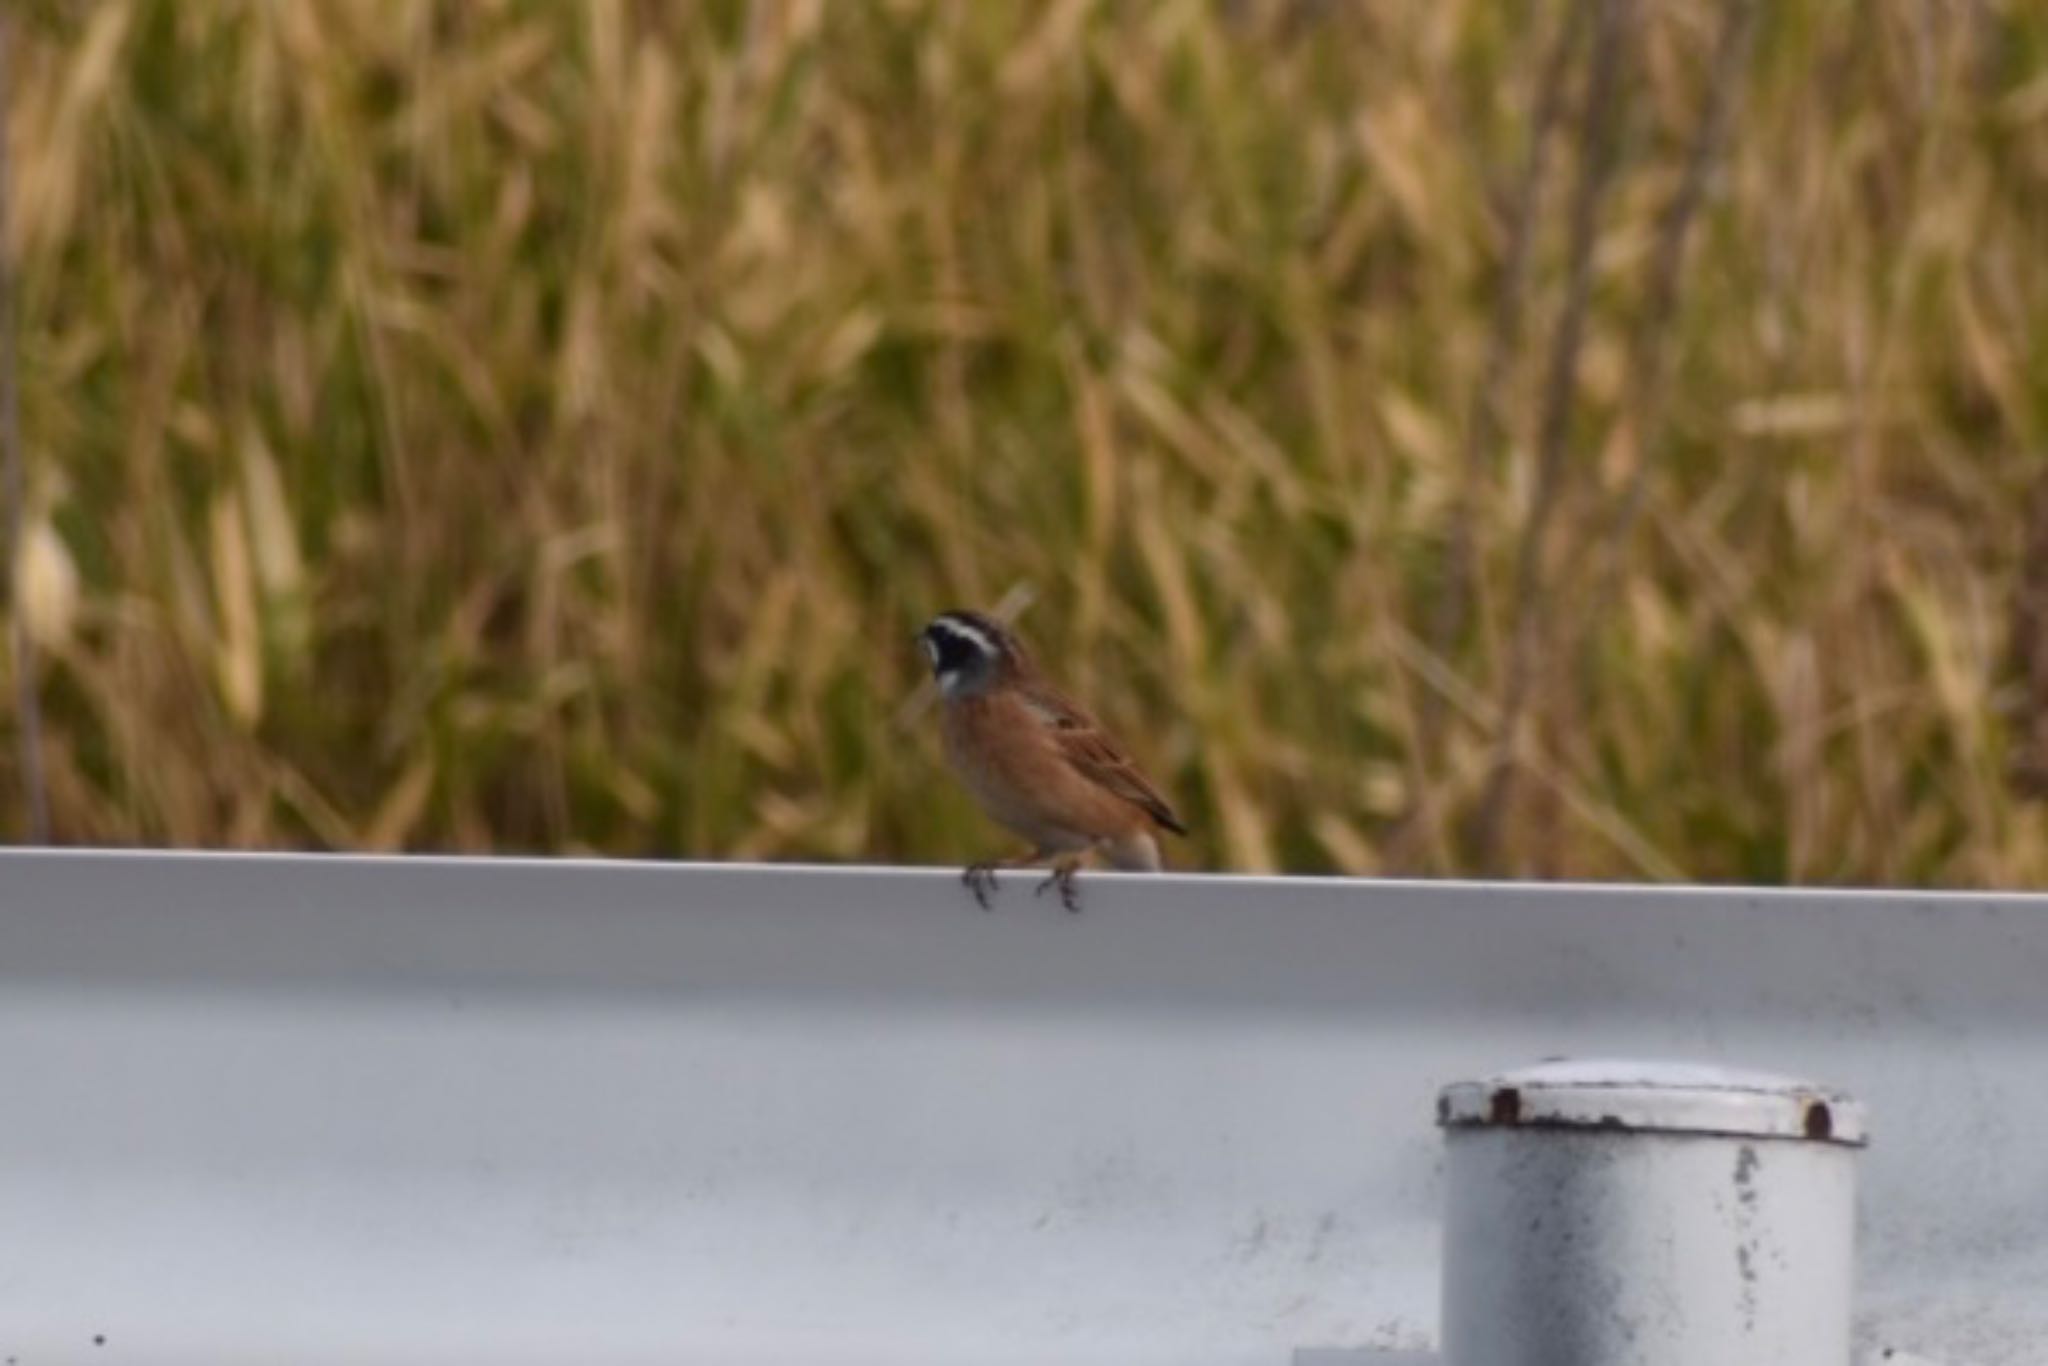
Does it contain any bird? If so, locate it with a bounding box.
[916,609,1187,911]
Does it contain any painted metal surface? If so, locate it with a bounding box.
[0,852,2044,1364]
[1439,1060,1862,1365]
[1438,1057,1868,1143]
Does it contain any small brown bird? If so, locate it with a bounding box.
[917,609,1187,911]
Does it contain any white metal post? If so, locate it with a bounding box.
[1438,1059,1866,1366]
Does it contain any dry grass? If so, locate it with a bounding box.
[5,0,2048,884]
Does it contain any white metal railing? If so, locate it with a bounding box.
[0,851,2043,1364]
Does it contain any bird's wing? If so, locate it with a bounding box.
[1019,683,1188,836]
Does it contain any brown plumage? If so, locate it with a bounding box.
[918,610,1186,910]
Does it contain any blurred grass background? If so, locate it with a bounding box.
[4,0,2047,882]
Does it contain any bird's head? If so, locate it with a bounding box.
[918,610,1026,699]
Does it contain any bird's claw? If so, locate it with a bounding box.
[962,862,998,910]
[1034,864,1082,913]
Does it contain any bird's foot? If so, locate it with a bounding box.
[961,862,999,910]
[1034,862,1082,913]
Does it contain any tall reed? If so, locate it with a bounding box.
[6,1,2046,884]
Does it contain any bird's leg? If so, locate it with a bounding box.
[962,848,1047,910]
[1033,855,1085,913]
[961,862,998,909]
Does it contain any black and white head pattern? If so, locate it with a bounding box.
[920,610,1011,698]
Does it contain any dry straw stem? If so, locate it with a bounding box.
[1473,0,1637,871]
[1593,0,1759,598]
[1403,0,1589,872]
[0,13,48,843]
[3,2,2046,885]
